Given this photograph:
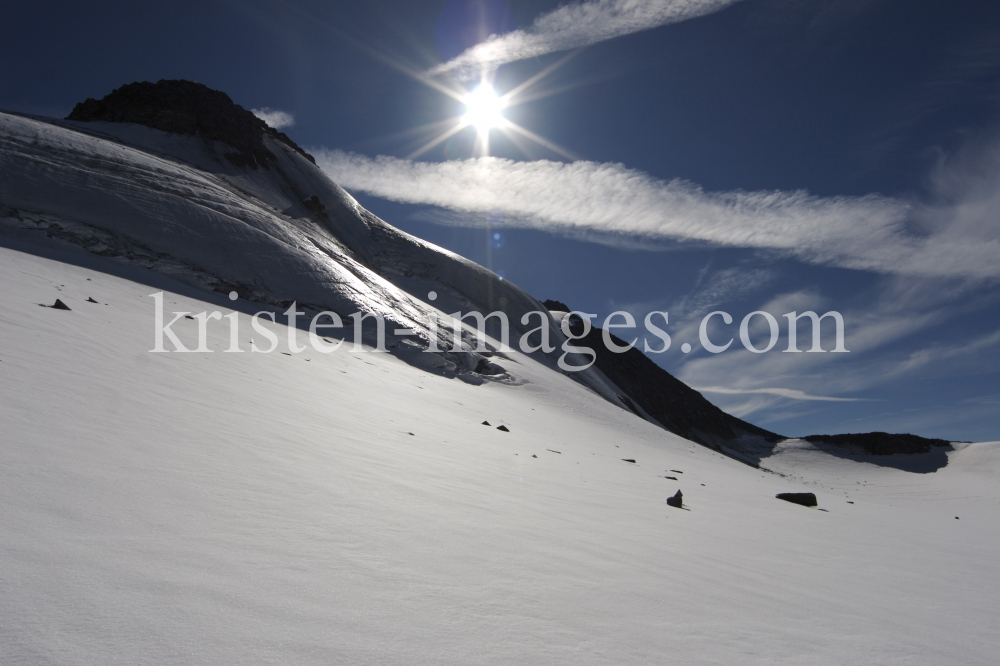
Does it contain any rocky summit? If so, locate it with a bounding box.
[66,79,315,168]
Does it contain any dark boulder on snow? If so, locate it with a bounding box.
[622,458,636,463]
[67,80,316,168]
[482,421,491,426]
[50,299,71,310]
[496,425,509,432]
[802,432,951,455]
[474,358,506,375]
[666,490,683,508]
[776,492,818,507]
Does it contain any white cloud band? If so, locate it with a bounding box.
[430,0,745,79]
[315,149,1000,279]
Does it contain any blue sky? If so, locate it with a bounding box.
[3,0,999,441]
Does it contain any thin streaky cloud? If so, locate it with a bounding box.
[314,149,1000,279]
[891,328,1000,376]
[694,387,868,402]
[430,0,745,79]
[672,279,1000,419]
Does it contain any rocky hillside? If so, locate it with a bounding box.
[542,301,781,450]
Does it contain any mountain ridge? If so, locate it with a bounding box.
[1,80,961,460]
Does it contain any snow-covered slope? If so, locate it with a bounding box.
[2,245,998,664]
[0,108,622,399]
[1,94,792,451]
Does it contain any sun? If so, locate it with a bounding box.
[402,59,578,159]
[461,84,506,134]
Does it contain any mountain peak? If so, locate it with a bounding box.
[66,79,314,167]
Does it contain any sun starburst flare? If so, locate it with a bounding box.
[405,73,577,160]
[462,84,507,134]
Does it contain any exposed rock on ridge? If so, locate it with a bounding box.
[803,432,952,455]
[547,305,781,449]
[66,79,315,167]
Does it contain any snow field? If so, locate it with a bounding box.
[1,246,998,664]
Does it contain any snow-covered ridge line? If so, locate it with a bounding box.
[0,110,632,403]
[0,98,796,451]
[0,106,894,459]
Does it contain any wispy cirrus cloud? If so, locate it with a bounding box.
[669,275,1000,424]
[891,328,1000,376]
[430,0,745,79]
[314,149,1000,279]
[252,107,295,130]
[693,386,868,402]
[681,319,1000,423]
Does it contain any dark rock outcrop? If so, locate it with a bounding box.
[666,490,683,508]
[474,358,505,375]
[51,299,71,310]
[67,80,315,168]
[803,432,951,455]
[302,195,328,218]
[550,306,781,449]
[542,299,570,312]
[776,492,817,507]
